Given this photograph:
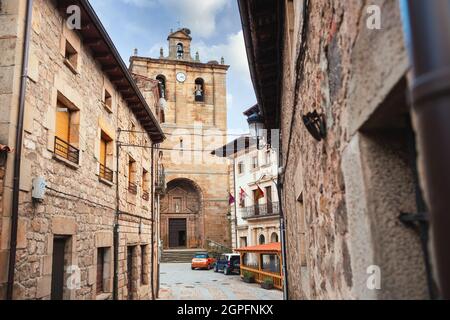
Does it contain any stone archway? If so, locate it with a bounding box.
[160,178,204,249]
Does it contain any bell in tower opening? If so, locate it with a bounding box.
[176,43,184,59]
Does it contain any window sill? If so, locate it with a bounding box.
[101,102,113,114]
[64,59,79,75]
[53,153,80,170]
[99,177,114,187]
[96,293,111,300]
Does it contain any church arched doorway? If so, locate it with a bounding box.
[160,178,203,249]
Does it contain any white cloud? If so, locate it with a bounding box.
[191,31,250,77]
[159,0,227,38]
[110,0,228,38]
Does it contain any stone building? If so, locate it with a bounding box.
[130,29,231,251]
[213,109,280,251]
[239,0,437,299]
[0,0,164,300]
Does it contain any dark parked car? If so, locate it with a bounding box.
[214,253,240,275]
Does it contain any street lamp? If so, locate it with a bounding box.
[247,111,266,150]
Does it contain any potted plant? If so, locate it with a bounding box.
[242,271,255,284]
[261,277,274,290]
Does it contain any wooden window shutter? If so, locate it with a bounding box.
[56,105,70,142]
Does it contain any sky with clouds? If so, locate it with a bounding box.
[89,0,256,134]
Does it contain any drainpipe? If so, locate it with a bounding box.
[113,131,121,300]
[7,0,34,300]
[401,0,450,299]
[232,157,238,249]
[150,143,155,300]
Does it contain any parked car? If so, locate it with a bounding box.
[191,252,216,270]
[214,253,240,275]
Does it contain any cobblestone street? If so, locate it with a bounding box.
[158,263,283,300]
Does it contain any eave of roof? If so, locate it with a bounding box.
[238,0,285,130]
[57,0,165,143]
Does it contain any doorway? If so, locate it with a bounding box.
[169,219,187,248]
[51,237,68,300]
[127,246,135,300]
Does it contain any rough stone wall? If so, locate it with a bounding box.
[0,0,160,300]
[280,0,428,299]
[0,0,27,299]
[131,54,231,249]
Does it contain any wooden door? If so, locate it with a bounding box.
[96,248,104,294]
[127,247,134,300]
[169,219,187,248]
[56,105,70,142]
[100,138,107,167]
[51,237,66,300]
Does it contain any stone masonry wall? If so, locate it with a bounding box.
[0,0,160,300]
[281,0,428,299]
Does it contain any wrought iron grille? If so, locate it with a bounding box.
[54,137,79,164]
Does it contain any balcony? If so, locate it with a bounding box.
[54,137,80,164]
[128,181,138,195]
[241,202,280,220]
[155,164,166,195]
[142,191,150,201]
[99,164,113,182]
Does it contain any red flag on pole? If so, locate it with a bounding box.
[254,185,265,201]
[229,193,235,205]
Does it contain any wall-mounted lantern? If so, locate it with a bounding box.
[302,111,327,142]
[247,111,267,150]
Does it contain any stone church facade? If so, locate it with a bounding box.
[130,29,231,250]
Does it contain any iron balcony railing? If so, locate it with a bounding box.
[99,164,113,182]
[128,181,138,195]
[241,202,280,219]
[54,137,80,164]
[142,191,149,201]
[155,164,166,194]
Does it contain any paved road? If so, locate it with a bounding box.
[158,263,283,300]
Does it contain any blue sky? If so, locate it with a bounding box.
[89,0,256,134]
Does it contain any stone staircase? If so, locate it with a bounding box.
[161,249,205,263]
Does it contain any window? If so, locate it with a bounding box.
[64,40,78,71]
[142,169,149,201]
[194,78,205,102]
[237,162,244,175]
[271,232,279,243]
[130,122,137,145]
[141,245,148,285]
[99,131,113,182]
[176,43,184,59]
[55,95,80,164]
[252,156,258,169]
[266,186,273,213]
[240,237,247,248]
[156,75,166,99]
[96,248,105,294]
[265,150,271,165]
[253,190,261,215]
[103,89,112,113]
[128,156,137,195]
[259,234,266,245]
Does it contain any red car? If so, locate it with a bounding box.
[191,252,216,270]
